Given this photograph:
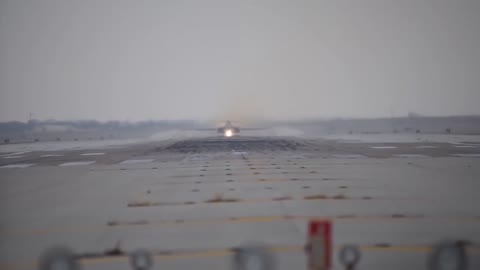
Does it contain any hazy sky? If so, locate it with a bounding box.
[1,0,479,122]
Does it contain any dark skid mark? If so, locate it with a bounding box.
[273,196,292,201]
[107,220,148,226]
[304,194,328,200]
[206,197,241,203]
[127,201,186,207]
[161,137,304,153]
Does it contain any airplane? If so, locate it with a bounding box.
[197,120,264,137]
[216,121,239,137]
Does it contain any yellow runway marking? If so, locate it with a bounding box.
[4,215,480,237]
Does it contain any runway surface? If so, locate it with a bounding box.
[1,135,480,270]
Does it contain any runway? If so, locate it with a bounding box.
[1,135,480,269]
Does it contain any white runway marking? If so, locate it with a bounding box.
[370,146,397,149]
[451,154,480,158]
[59,161,96,166]
[81,152,105,156]
[415,146,438,149]
[0,163,35,168]
[2,156,24,159]
[120,159,154,164]
[393,154,430,158]
[40,154,64,157]
[5,151,31,156]
[332,154,367,159]
[1,151,31,158]
[453,145,477,148]
[185,155,208,161]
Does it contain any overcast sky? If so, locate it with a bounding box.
[0,0,479,122]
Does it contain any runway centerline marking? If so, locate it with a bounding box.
[59,161,96,166]
[81,152,105,156]
[370,146,397,149]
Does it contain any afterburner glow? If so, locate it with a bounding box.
[225,129,233,137]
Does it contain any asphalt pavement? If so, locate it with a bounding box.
[1,135,480,270]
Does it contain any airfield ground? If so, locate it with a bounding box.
[1,133,480,270]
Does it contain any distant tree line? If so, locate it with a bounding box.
[0,120,195,133]
[0,121,28,133]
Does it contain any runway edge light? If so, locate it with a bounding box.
[306,219,332,270]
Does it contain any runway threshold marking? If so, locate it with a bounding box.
[90,162,380,172]
[6,215,480,236]
[0,163,35,168]
[3,245,480,270]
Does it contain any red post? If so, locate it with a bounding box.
[307,220,332,270]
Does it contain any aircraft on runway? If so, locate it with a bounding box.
[216,121,239,137]
[197,120,264,137]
